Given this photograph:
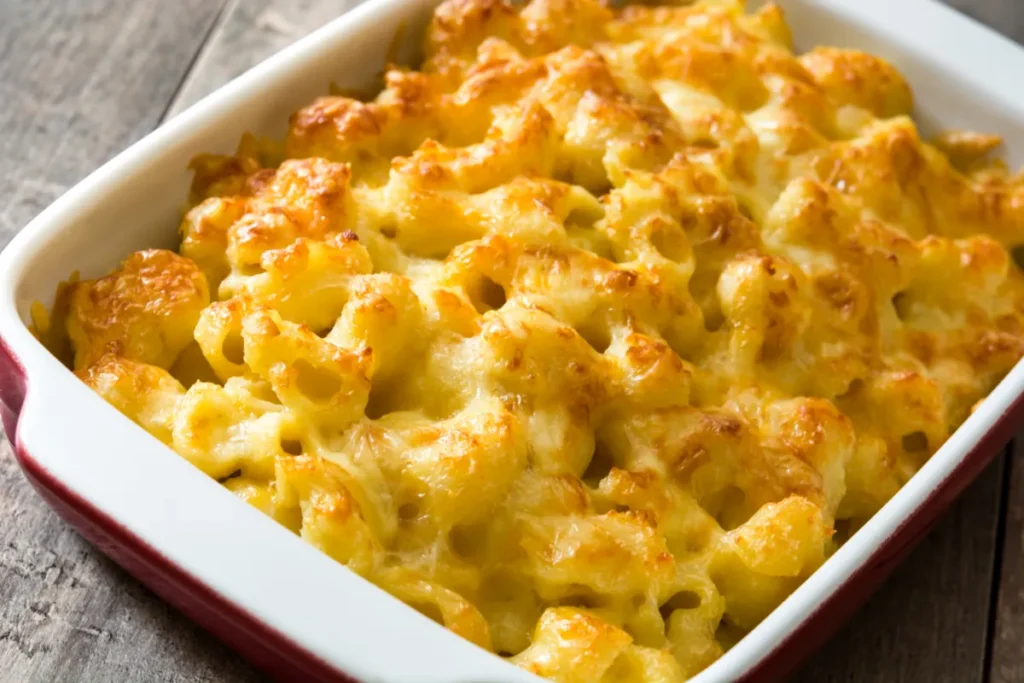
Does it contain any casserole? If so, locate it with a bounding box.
[2,0,1024,681]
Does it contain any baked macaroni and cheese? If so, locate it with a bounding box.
[36,0,1024,680]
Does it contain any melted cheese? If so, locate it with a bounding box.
[47,0,1024,680]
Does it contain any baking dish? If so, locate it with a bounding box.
[1,0,1024,681]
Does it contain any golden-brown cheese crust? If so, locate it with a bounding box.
[52,0,1024,681]
[66,249,209,370]
[77,354,186,444]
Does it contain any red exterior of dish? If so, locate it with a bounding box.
[0,338,354,683]
[737,389,1024,682]
[0,333,1021,683]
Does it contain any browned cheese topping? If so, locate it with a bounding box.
[43,1,1024,680]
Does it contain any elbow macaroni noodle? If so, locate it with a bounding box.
[37,0,1024,679]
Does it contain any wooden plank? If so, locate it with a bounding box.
[0,1,267,681]
[0,1,220,246]
[992,440,1024,683]
[166,0,360,118]
[794,454,1008,683]
[942,0,1024,39]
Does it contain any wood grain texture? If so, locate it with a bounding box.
[166,0,360,119]
[943,0,1024,38]
[795,453,1008,683]
[0,1,262,681]
[0,1,1021,682]
[992,442,1024,683]
[0,0,218,247]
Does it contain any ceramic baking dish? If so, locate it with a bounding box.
[1,0,1023,680]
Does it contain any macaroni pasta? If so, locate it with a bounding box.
[38,0,1024,680]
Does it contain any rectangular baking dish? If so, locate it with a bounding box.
[1,0,1023,681]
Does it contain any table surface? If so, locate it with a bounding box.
[1,0,1023,681]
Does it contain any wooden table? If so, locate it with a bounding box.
[0,0,1022,681]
